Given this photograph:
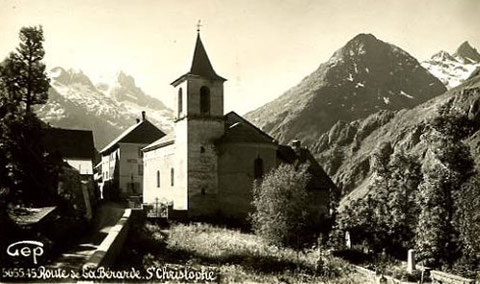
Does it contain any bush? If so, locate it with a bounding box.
[250,164,315,248]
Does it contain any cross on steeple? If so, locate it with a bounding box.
[196,20,202,34]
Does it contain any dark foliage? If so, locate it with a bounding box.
[250,164,317,248]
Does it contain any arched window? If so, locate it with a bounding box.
[156,170,160,188]
[200,86,210,114]
[178,88,183,116]
[254,157,264,179]
[170,168,174,187]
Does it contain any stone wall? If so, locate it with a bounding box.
[186,78,224,117]
[217,142,278,220]
[186,118,225,217]
[430,270,475,284]
[84,209,131,268]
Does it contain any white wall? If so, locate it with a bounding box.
[118,142,148,196]
[143,143,187,209]
[66,159,93,175]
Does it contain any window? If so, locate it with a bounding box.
[178,88,183,116]
[200,86,210,114]
[138,164,143,176]
[170,168,174,187]
[254,157,264,179]
[156,170,160,188]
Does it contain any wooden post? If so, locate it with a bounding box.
[407,249,416,273]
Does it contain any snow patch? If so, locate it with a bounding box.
[400,90,414,99]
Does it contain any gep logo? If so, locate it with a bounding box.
[6,240,44,264]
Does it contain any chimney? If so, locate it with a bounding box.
[136,118,140,123]
[291,139,301,150]
[141,111,146,121]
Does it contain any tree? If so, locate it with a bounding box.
[415,105,475,267]
[250,164,313,248]
[386,150,421,252]
[452,174,480,275]
[330,144,421,256]
[0,26,49,114]
[0,26,54,204]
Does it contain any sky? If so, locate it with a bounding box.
[1,0,480,114]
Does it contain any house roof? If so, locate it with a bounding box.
[171,34,226,86]
[9,206,57,226]
[43,127,95,160]
[100,119,165,154]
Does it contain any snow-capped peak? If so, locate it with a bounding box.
[422,41,480,89]
[38,67,173,148]
[430,50,456,62]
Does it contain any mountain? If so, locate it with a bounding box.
[313,73,480,207]
[36,67,173,149]
[245,34,446,146]
[455,41,480,63]
[422,41,480,89]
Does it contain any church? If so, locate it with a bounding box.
[142,31,336,221]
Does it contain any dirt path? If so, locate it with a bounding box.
[49,201,125,271]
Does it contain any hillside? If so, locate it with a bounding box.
[422,41,480,89]
[312,72,480,205]
[245,33,446,146]
[35,67,173,149]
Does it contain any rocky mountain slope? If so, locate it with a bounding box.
[313,71,480,206]
[421,41,480,89]
[245,34,446,146]
[36,67,173,149]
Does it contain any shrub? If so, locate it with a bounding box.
[250,164,314,248]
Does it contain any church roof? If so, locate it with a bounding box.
[277,144,337,192]
[219,112,277,144]
[143,112,275,152]
[43,128,95,160]
[171,34,226,86]
[142,132,175,152]
[100,119,165,154]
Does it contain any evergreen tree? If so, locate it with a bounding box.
[0,26,55,204]
[0,26,49,113]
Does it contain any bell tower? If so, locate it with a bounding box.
[171,29,227,217]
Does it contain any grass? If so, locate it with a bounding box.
[116,221,368,283]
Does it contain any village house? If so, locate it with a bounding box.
[42,127,97,220]
[43,127,96,177]
[99,112,165,199]
[142,32,336,221]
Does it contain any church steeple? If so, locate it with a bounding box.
[171,28,226,121]
[171,32,226,86]
[189,34,225,81]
